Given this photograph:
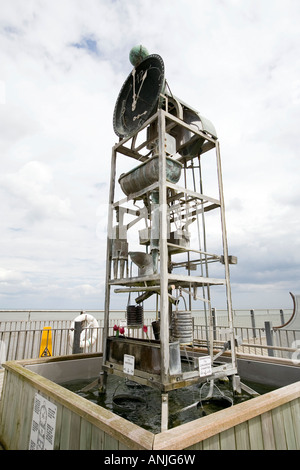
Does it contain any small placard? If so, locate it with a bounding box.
[29,393,57,450]
[198,356,212,377]
[123,354,135,376]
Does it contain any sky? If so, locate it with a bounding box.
[0,0,300,311]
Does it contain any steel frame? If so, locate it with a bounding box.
[101,101,238,431]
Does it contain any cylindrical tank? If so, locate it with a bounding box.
[171,309,193,345]
[118,155,182,197]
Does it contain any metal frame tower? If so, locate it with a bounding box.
[100,54,240,431]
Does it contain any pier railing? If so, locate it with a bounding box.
[0,319,157,364]
[1,316,299,365]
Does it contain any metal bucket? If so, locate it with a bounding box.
[126,305,144,327]
[171,310,193,345]
[152,320,160,340]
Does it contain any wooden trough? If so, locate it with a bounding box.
[0,353,300,450]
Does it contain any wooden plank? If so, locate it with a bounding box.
[248,416,264,450]
[5,371,22,450]
[0,369,4,399]
[202,434,220,450]
[185,441,203,450]
[282,402,297,449]
[0,370,11,441]
[234,422,250,450]
[118,440,133,450]
[53,402,63,450]
[59,407,72,450]
[16,380,35,450]
[261,411,276,450]
[91,426,104,450]
[271,407,287,450]
[1,371,14,448]
[104,432,120,450]
[69,413,81,450]
[80,420,92,450]
[219,427,236,450]
[290,398,300,448]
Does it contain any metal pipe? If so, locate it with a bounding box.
[100,147,117,392]
[158,109,170,388]
[215,140,237,371]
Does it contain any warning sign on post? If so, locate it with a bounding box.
[198,356,212,377]
[29,393,57,450]
[123,354,135,375]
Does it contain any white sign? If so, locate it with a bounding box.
[29,393,57,450]
[198,356,212,377]
[123,354,135,376]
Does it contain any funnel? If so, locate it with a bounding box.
[129,251,154,276]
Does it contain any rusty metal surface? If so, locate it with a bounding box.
[106,337,181,376]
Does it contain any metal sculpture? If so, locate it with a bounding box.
[100,46,241,431]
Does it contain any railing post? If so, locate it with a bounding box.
[212,308,217,340]
[264,321,274,357]
[72,321,82,354]
[250,309,256,338]
[280,309,285,325]
[0,339,6,366]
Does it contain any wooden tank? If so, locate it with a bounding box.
[1,353,300,450]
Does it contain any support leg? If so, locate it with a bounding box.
[99,370,108,394]
[161,393,169,432]
[231,374,241,394]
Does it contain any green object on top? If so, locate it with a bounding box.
[129,45,149,66]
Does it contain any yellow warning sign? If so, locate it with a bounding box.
[39,327,52,357]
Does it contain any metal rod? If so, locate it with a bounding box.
[114,286,161,293]
[215,140,237,370]
[198,155,211,352]
[158,108,170,387]
[250,309,256,339]
[101,147,117,391]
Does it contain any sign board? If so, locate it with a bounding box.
[123,354,135,375]
[39,327,52,357]
[198,356,212,377]
[29,393,57,450]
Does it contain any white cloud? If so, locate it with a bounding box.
[0,0,299,310]
[1,161,72,222]
[0,268,24,283]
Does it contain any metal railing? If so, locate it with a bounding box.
[1,317,299,366]
[0,318,157,364]
[194,322,300,360]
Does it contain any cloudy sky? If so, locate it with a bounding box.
[0,0,299,311]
